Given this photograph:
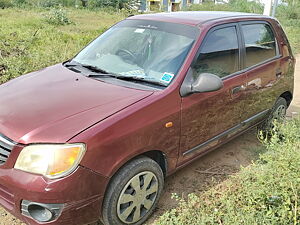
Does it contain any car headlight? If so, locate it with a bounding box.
[14,143,86,179]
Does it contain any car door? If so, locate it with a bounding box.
[178,23,248,165]
[239,21,282,126]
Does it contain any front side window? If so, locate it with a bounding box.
[193,26,239,79]
[72,20,198,87]
[242,23,277,68]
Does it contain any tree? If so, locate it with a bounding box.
[81,0,88,7]
[281,0,300,6]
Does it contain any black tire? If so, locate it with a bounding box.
[257,97,287,141]
[102,156,164,225]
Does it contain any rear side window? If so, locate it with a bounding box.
[193,26,239,78]
[242,23,277,68]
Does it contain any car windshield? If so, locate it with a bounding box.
[72,19,199,87]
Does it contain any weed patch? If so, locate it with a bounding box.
[156,119,300,225]
[44,8,73,25]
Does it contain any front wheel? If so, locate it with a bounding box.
[102,157,164,225]
[257,97,287,141]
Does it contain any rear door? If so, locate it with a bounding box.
[239,21,282,126]
[178,23,248,165]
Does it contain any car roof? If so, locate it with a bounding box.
[128,11,271,26]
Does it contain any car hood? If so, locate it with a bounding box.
[0,64,153,144]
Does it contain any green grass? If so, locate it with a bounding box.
[280,20,300,55]
[1,4,300,225]
[0,8,126,84]
[156,119,300,225]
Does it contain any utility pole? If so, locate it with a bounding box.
[263,0,272,16]
[271,0,279,17]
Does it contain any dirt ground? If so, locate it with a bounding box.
[0,55,299,225]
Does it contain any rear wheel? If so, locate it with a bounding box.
[102,157,164,225]
[257,97,287,141]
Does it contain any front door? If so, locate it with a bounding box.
[178,24,248,165]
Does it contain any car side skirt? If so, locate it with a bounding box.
[183,109,270,156]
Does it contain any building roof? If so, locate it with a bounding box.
[128,11,269,26]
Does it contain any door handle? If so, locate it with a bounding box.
[276,68,282,78]
[231,85,245,95]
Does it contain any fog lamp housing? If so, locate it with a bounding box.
[21,200,64,222]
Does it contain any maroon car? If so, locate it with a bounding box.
[0,11,295,225]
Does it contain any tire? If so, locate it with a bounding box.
[102,156,164,225]
[257,97,287,141]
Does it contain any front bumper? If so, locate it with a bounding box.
[0,164,108,225]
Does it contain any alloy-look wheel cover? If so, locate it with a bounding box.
[117,171,159,224]
[273,105,286,120]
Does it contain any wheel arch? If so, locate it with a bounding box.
[112,150,168,179]
[141,150,168,177]
[279,91,293,106]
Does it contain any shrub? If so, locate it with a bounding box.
[229,0,263,13]
[277,4,300,20]
[186,0,263,14]
[10,0,77,8]
[185,2,230,11]
[88,0,140,10]
[44,7,73,25]
[0,0,13,8]
[12,0,27,6]
[39,0,60,8]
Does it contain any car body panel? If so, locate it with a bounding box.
[179,73,248,164]
[0,164,107,225]
[238,19,294,126]
[0,64,153,144]
[70,90,181,177]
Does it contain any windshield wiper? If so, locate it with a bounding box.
[65,61,114,75]
[65,61,166,87]
[80,64,112,75]
[88,73,166,87]
[116,75,166,87]
[88,73,118,78]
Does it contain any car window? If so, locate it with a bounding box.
[193,26,239,79]
[242,23,277,68]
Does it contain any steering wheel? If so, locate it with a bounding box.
[116,49,136,63]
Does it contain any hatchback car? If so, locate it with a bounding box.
[0,11,295,225]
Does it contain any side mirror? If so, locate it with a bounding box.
[180,68,224,97]
[191,73,223,93]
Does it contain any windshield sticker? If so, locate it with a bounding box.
[138,25,158,30]
[120,70,145,77]
[134,28,145,33]
[160,73,174,84]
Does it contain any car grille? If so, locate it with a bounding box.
[0,134,16,166]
